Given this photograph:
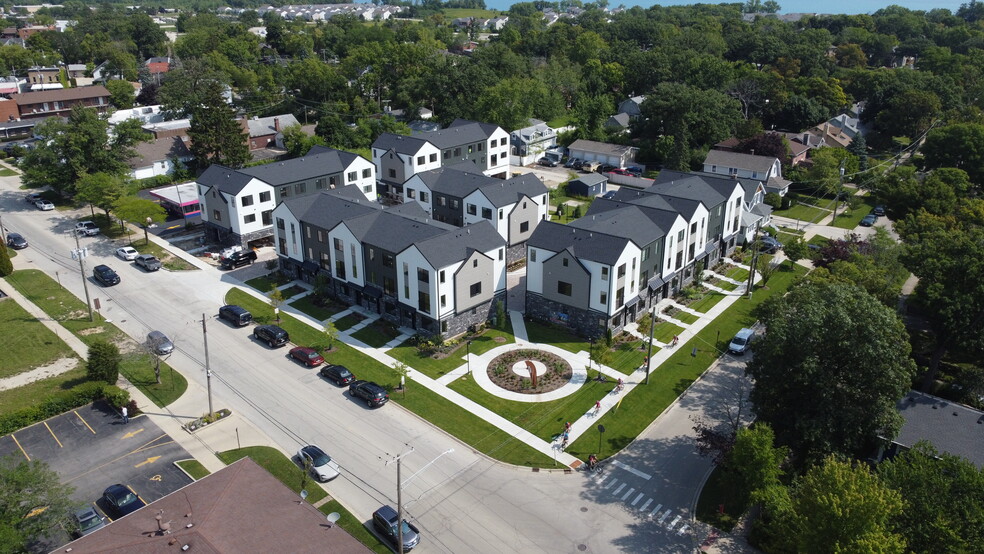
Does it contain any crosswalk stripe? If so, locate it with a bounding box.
[658,510,671,524]
[631,493,644,506]
[611,483,626,496]
[596,474,608,484]
[678,524,689,535]
[621,488,635,501]
[639,498,652,512]
[605,479,617,490]
[668,515,680,529]
[649,504,662,518]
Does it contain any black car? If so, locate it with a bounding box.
[219,304,252,327]
[373,505,420,551]
[537,157,558,167]
[601,191,617,200]
[597,163,617,174]
[24,192,43,204]
[758,236,782,254]
[6,232,27,249]
[860,213,877,227]
[219,250,257,269]
[873,205,886,216]
[254,324,289,348]
[349,380,389,407]
[93,264,121,286]
[101,484,145,520]
[320,364,355,386]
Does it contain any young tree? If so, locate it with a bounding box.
[113,196,167,245]
[589,340,612,369]
[0,456,76,552]
[75,172,126,219]
[105,79,136,109]
[746,281,916,468]
[269,286,285,324]
[321,321,338,352]
[188,80,249,169]
[87,339,121,384]
[392,361,409,393]
[728,423,787,504]
[782,237,808,265]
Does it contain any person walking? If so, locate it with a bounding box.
[594,401,602,415]
[564,421,572,433]
[672,335,679,347]
[121,406,129,424]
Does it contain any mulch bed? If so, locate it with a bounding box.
[487,349,572,394]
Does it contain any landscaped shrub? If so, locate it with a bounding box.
[0,382,130,435]
[86,340,121,384]
[0,242,12,276]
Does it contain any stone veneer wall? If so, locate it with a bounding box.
[505,243,526,265]
[525,292,609,339]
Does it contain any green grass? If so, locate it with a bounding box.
[719,265,750,282]
[0,368,88,416]
[709,278,739,291]
[662,309,699,325]
[244,273,290,293]
[0,294,76,379]
[289,295,343,321]
[525,320,586,354]
[387,326,514,379]
[695,465,745,532]
[567,262,807,461]
[176,459,211,480]
[351,322,401,348]
[0,168,17,176]
[550,193,594,224]
[607,340,650,374]
[333,314,362,331]
[279,285,306,300]
[651,321,686,344]
[469,325,515,354]
[829,197,876,229]
[773,202,830,223]
[317,500,391,554]
[225,288,555,467]
[4,270,187,407]
[687,292,727,313]
[546,115,572,128]
[216,446,328,505]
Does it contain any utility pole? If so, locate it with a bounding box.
[202,313,213,418]
[644,304,655,385]
[746,231,760,299]
[831,159,846,221]
[71,232,94,322]
[385,446,414,554]
[0,213,6,243]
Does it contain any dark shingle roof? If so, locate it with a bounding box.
[413,165,499,196]
[527,221,632,265]
[346,211,448,254]
[238,147,359,186]
[413,119,492,149]
[576,202,668,246]
[371,133,431,155]
[197,164,254,195]
[127,136,191,169]
[647,171,729,207]
[415,220,505,268]
[477,173,548,207]
[284,190,380,231]
[13,85,110,105]
[894,391,984,468]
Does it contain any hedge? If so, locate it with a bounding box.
[0,382,129,435]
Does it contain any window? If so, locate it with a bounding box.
[330,176,338,188]
[383,277,395,295]
[520,221,529,232]
[213,210,222,221]
[470,282,482,297]
[557,281,572,296]
[335,259,346,279]
[439,270,446,283]
[491,154,497,165]
[307,247,313,259]
[490,139,497,147]
[317,230,324,242]
[467,204,477,215]
[244,214,256,223]
[678,230,684,242]
[403,263,410,299]
[499,209,503,220]
[438,196,446,206]
[417,155,425,165]
[640,270,648,284]
[482,207,492,220]
[417,268,429,283]
[305,226,311,239]
[241,195,254,206]
[473,259,478,268]
[690,222,697,234]
[276,218,285,230]
[368,248,375,260]
[316,177,326,189]
[468,145,473,154]
[262,210,272,225]
[599,292,607,305]
[452,199,459,209]
[334,238,343,251]
[280,186,290,198]
[344,171,354,181]
[362,168,372,178]
[562,257,568,267]
[601,267,608,280]
[454,147,461,157]
[429,153,437,162]
[363,185,372,193]
[418,292,430,313]
[530,249,536,262]
[632,258,636,270]
[294,183,306,194]
[642,247,650,261]
[440,294,447,307]
[420,191,429,203]
[383,254,395,268]
[444,150,451,159]
[498,248,504,260]
[617,264,626,278]
[259,191,271,203]
[350,244,358,279]
[389,168,397,178]
[407,188,416,199]
[616,287,624,306]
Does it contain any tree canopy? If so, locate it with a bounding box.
[0,454,76,551]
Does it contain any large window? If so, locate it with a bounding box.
[418,292,431,313]
[259,191,271,203]
[362,168,372,178]
[417,268,429,283]
[244,214,255,224]
[557,281,572,296]
[601,266,608,280]
[520,221,529,232]
[466,204,477,215]
[482,207,492,220]
[347,171,357,181]
[470,282,482,297]
[262,210,272,225]
[212,210,222,222]
[617,264,626,278]
[240,195,253,206]
[333,238,343,251]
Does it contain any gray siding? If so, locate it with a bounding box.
[432,193,463,226]
[380,151,408,185]
[454,251,495,312]
[442,141,487,171]
[507,195,540,246]
[541,252,591,311]
[707,202,725,242]
[204,188,232,231]
[273,172,343,204]
[362,246,398,295]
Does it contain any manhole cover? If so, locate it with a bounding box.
[580,507,588,512]
[577,545,587,551]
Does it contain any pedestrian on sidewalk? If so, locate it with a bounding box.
[564,421,572,433]
[121,406,128,424]
[594,401,601,415]
[561,431,569,450]
[672,335,679,347]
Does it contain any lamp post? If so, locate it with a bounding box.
[466,340,472,375]
[201,313,213,418]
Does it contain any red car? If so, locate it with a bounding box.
[289,347,324,367]
[609,168,633,176]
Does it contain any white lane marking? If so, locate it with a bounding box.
[621,488,635,501]
[611,483,626,496]
[668,515,680,529]
[631,493,644,506]
[658,510,671,524]
[597,474,608,484]
[605,479,617,490]
[649,504,662,518]
[678,525,689,535]
[610,460,653,480]
[639,498,652,512]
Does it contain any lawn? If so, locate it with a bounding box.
[773,202,830,223]
[0,368,88,416]
[387,326,514,380]
[4,270,187,407]
[567,262,808,461]
[216,446,328,505]
[176,459,211,480]
[130,237,197,271]
[695,465,744,532]
[525,320,586,354]
[662,309,699,325]
[333,313,363,331]
[550,193,593,224]
[317,500,391,553]
[688,292,727,313]
[0,167,17,176]
[0,294,76,379]
[829,197,876,229]
[289,295,343,321]
[651,321,686,344]
[719,265,750,282]
[245,273,290,293]
[708,277,738,291]
[225,288,555,467]
[351,321,401,348]
[607,340,650,375]
[278,285,307,300]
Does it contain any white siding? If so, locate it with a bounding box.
[230,179,274,236]
[396,246,435,317]
[526,246,548,294]
[584,243,640,315]
[402,174,433,214]
[486,127,511,176]
[462,190,496,230]
[343,155,377,200]
[272,202,302,262]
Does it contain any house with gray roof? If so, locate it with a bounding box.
[127,136,193,180]
[272,188,506,337]
[245,113,299,150]
[197,145,376,247]
[568,139,639,168]
[880,391,984,469]
[702,149,791,196]
[509,119,558,166]
[401,164,549,263]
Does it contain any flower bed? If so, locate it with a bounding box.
[487,349,572,394]
[182,408,232,433]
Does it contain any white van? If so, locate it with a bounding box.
[728,328,755,355]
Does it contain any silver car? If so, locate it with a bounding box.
[147,330,174,355]
[728,328,755,355]
[297,444,340,482]
[71,505,107,537]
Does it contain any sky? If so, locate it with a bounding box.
[482,0,967,14]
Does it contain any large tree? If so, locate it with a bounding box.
[746,281,916,467]
[0,455,76,552]
[188,80,249,170]
[920,123,984,184]
[86,339,121,384]
[113,196,167,244]
[75,172,126,219]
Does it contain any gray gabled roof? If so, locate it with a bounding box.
[572,204,666,247]
[283,189,381,231]
[703,149,778,174]
[346,211,448,255]
[647,172,728,207]
[478,173,548,207]
[527,221,632,265]
[238,147,359,186]
[197,164,254,196]
[372,133,432,156]
[415,220,505,269]
[570,173,607,187]
[246,114,299,137]
[894,391,984,468]
[413,119,495,149]
[413,165,499,196]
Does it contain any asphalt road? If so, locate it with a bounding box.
[2,175,729,552]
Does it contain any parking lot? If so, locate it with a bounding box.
[0,402,194,530]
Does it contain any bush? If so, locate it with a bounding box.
[764,192,782,210]
[0,381,129,435]
[0,242,12,276]
[86,340,121,384]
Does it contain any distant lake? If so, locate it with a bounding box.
[482,0,966,15]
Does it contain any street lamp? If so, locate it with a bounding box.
[143,217,152,245]
[466,340,472,375]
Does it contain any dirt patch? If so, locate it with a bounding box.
[78,327,105,336]
[487,349,572,394]
[0,357,80,392]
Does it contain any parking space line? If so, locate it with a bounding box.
[43,422,63,448]
[64,441,184,484]
[649,504,662,518]
[74,410,96,434]
[10,434,30,461]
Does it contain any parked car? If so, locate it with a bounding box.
[35,199,54,211]
[537,157,558,167]
[219,250,257,270]
[289,346,324,367]
[873,205,885,216]
[728,328,755,355]
[609,168,633,176]
[134,254,162,271]
[601,190,617,200]
[597,163,618,174]
[625,166,644,176]
[297,444,340,482]
[320,364,355,386]
[6,232,27,249]
[71,505,107,538]
[372,505,421,551]
[101,484,145,520]
[579,162,595,172]
[24,192,42,204]
[116,246,139,261]
[218,304,252,327]
[860,213,877,227]
[254,324,289,348]
[75,221,99,236]
[758,236,782,254]
[92,265,120,286]
[349,380,389,407]
[147,330,174,355]
[564,157,580,168]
